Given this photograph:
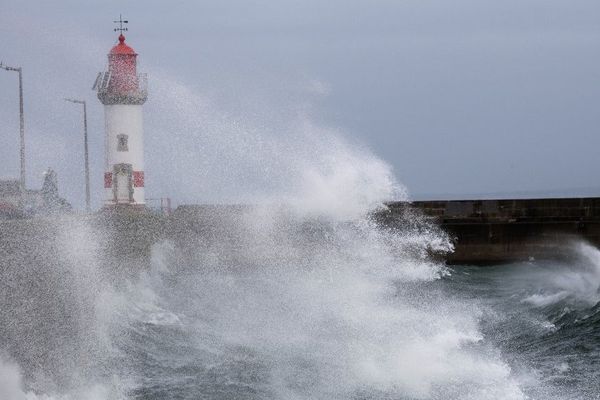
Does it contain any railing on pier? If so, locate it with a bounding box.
[146,197,172,216]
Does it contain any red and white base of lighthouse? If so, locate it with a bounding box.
[94,34,148,206]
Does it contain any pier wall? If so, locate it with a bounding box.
[4,198,600,269]
[384,197,600,264]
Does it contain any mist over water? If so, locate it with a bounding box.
[1,79,599,400]
[144,72,404,210]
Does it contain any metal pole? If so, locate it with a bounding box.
[0,62,26,199]
[82,101,90,212]
[18,68,25,194]
[65,98,91,212]
[17,67,26,193]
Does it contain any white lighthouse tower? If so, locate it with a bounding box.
[93,21,147,207]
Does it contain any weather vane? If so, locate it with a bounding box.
[113,14,128,34]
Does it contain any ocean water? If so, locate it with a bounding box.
[1,208,599,400]
[445,245,600,400]
[1,75,599,399]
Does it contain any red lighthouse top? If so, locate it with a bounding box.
[107,34,138,93]
[95,17,148,106]
[110,34,137,55]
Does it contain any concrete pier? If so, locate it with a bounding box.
[384,197,600,264]
[3,198,599,269]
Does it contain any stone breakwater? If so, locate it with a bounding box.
[382,197,600,264]
[2,197,598,279]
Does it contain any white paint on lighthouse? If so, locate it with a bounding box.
[93,33,148,206]
[104,104,145,204]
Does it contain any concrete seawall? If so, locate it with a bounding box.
[3,198,599,269]
[383,197,600,264]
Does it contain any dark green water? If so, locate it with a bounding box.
[444,257,600,400]
[1,215,599,399]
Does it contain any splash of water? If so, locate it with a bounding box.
[0,77,532,399]
[145,73,405,211]
[523,241,600,308]
[88,203,527,400]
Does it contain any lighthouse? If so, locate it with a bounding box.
[93,21,147,207]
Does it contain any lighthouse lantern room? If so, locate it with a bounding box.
[93,19,147,207]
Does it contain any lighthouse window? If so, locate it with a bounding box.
[117,134,129,151]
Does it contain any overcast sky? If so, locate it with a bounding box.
[1,0,600,209]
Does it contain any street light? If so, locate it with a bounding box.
[64,98,91,212]
[0,61,26,195]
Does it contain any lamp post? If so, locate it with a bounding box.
[0,62,26,195]
[64,98,91,212]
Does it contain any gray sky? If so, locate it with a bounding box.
[1,0,600,209]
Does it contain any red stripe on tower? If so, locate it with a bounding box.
[133,171,144,187]
[104,172,112,188]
